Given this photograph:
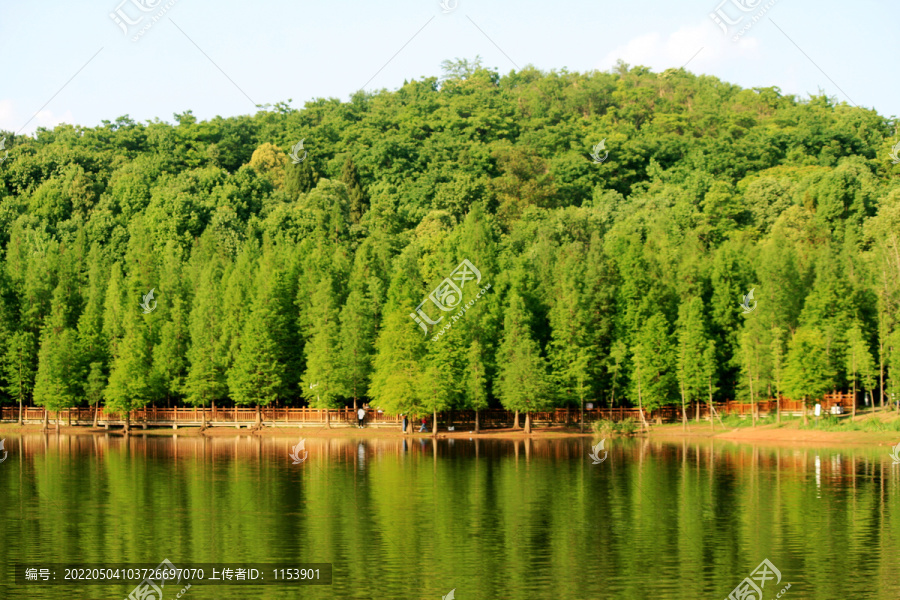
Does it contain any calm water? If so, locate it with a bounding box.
[1,433,899,600]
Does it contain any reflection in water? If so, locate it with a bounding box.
[0,434,899,599]
[815,454,821,496]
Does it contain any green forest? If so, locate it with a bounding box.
[1,59,899,424]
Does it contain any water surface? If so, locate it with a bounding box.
[1,433,899,599]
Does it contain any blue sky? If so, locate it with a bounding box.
[0,0,897,135]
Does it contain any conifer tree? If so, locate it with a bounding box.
[342,154,369,225]
[464,340,489,433]
[339,286,375,411]
[631,313,676,428]
[676,298,711,429]
[4,331,36,426]
[104,304,153,433]
[368,252,428,424]
[284,151,318,199]
[302,278,344,426]
[548,245,589,423]
[784,327,838,425]
[228,284,285,424]
[845,323,876,418]
[184,260,229,423]
[496,293,551,434]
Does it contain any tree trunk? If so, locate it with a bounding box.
[748,372,756,428]
[580,400,584,434]
[432,409,438,438]
[256,404,262,427]
[679,385,687,432]
[353,395,358,411]
[56,411,60,432]
[708,379,714,431]
[695,400,699,422]
[325,409,331,429]
[776,395,781,424]
[880,325,886,410]
[212,399,216,421]
[638,380,648,432]
[513,410,520,429]
[67,409,71,427]
[524,412,532,435]
[475,409,480,434]
[802,397,808,426]
[42,409,48,432]
[124,411,131,435]
[18,396,23,426]
[851,381,857,418]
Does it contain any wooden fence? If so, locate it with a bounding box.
[0,393,858,428]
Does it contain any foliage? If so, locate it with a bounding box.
[0,64,897,418]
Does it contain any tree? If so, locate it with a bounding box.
[33,279,81,430]
[631,313,676,429]
[464,340,489,433]
[183,260,228,426]
[228,302,285,425]
[496,293,551,434]
[338,286,375,411]
[417,355,456,437]
[783,327,838,425]
[368,252,428,426]
[302,279,344,427]
[104,311,153,434]
[770,326,786,423]
[4,331,36,426]
[341,155,369,225]
[845,323,876,418]
[676,298,711,430]
[284,150,318,198]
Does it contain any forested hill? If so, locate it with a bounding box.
[1,60,899,419]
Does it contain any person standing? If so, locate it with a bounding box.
[402,414,408,433]
[357,407,366,428]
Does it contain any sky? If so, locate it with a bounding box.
[0,0,897,135]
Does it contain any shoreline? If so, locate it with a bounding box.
[3,417,900,447]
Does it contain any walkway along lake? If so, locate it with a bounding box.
[1,434,899,599]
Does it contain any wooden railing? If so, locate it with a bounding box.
[0,393,859,426]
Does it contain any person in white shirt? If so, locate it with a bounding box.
[357,407,366,428]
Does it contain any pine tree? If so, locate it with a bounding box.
[104,307,153,433]
[845,323,876,418]
[342,154,369,225]
[631,313,676,428]
[339,286,375,410]
[184,260,228,423]
[284,152,318,199]
[496,293,551,434]
[368,251,428,423]
[302,278,344,426]
[464,340,489,433]
[547,245,589,424]
[418,355,457,436]
[784,327,838,425]
[4,331,36,426]
[228,297,285,424]
[33,276,81,429]
[676,298,711,430]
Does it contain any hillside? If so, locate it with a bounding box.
[0,59,898,420]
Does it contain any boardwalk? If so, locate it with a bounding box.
[0,394,855,428]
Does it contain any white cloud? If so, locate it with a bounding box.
[0,101,75,135]
[598,20,762,73]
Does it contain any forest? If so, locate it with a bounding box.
[0,58,898,426]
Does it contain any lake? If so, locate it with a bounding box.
[1,433,899,599]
